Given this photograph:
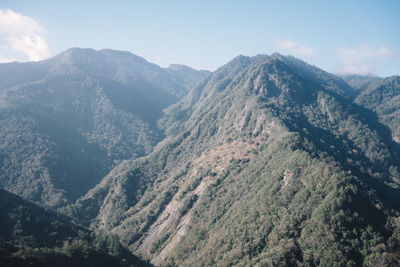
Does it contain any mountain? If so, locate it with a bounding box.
[166,64,211,90]
[73,54,400,265]
[2,48,399,265]
[355,76,400,143]
[0,48,209,208]
[0,188,152,267]
[341,74,382,93]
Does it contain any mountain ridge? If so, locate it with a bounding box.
[0,48,209,208]
[73,53,400,265]
[1,48,400,265]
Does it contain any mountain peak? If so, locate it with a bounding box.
[50,47,149,67]
[53,47,96,61]
[168,63,194,71]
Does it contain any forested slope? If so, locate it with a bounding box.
[355,75,400,144]
[74,54,400,266]
[0,48,209,208]
[0,188,152,267]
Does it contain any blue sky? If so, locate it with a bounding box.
[0,0,399,76]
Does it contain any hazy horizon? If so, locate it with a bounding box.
[0,0,399,76]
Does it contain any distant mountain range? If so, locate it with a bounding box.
[0,48,209,207]
[0,49,399,266]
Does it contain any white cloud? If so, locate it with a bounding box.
[275,39,315,57]
[336,45,392,75]
[0,9,50,62]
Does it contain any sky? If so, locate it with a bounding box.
[0,0,399,76]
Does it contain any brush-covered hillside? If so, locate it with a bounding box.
[73,54,400,266]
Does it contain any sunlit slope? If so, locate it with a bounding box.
[76,54,400,266]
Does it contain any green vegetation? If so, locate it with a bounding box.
[355,75,400,147]
[75,54,400,265]
[0,188,152,266]
[1,50,400,266]
[0,48,208,208]
[341,74,382,93]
